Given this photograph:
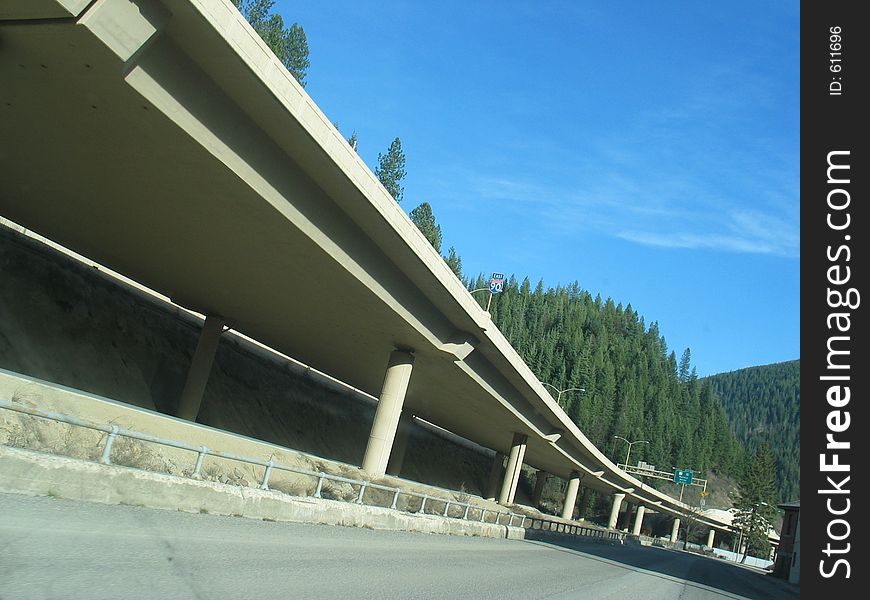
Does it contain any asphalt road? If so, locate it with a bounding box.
[0,493,799,600]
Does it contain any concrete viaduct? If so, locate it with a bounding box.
[2,0,728,544]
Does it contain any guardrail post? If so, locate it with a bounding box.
[420,496,428,514]
[313,473,325,498]
[100,425,119,465]
[192,446,208,479]
[260,460,274,490]
[462,505,470,520]
[357,481,368,503]
[479,508,486,522]
[390,489,400,510]
[443,501,450,517]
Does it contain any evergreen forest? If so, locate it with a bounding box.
[704,360,800,502]
[468,275,746,502]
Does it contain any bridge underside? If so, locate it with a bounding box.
[0,4,613,487]
[0,1,746,536]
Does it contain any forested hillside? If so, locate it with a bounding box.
[471,275,745,502]
[705,360,800,502]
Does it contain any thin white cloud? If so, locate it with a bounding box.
[616,230,791,256]
[457,170,799,258]
[426,58,799,259]
[614,205,799,257]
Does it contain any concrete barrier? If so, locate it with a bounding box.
[0,445,525,541]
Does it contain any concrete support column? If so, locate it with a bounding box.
[561,472,581,520]
[608,493,626,529]
[485,452,506,501]
[177,314,224,421]
[385,412,414,476]
[533,471,548,505]
[707,529,716,548]
[497,432,528,505]
[361,349,415,476]
[632,505,646,536]
[670,518,681,543]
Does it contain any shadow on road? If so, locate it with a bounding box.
[522,530,799,600]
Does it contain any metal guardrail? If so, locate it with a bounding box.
[523,517,624,541]
[0,398,622,540]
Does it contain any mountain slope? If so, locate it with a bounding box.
[474,275,746,487]
[704,360,800,502]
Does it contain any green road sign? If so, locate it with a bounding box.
[674,469,694,485]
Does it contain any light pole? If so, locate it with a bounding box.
[541,383,585,406]
[613,436,649,468]
[469,287,495,312]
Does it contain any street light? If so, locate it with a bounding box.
[541,383,585,405]
[469,287,495,312]
[613,436,649,468]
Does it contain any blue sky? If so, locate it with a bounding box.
[275,1,800,377]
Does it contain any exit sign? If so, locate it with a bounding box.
[673,469,693,485]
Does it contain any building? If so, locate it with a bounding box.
[773,501,800,584]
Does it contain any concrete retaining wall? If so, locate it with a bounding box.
[0,226,497,495]
[0,445,525,540]
[1,368,522,517]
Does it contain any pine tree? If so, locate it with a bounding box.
[444,246,463,279]
[732,443,778,560]
[285,23,310,87]
[678,348,692,383]
[376,138,406,202]
[233,1,310,87]
[409,202,442,252]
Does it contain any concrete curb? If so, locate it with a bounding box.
[0,445,525,541]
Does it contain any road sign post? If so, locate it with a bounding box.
[673,469,694,502]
